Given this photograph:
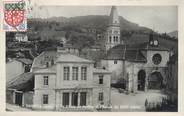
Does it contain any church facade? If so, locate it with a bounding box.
[101,6,171,92]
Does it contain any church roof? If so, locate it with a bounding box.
[104,42,169,62]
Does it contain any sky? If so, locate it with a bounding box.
[31,6,178,33]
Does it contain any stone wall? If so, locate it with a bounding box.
[101,60,124,83]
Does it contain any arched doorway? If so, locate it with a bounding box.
[148,72,163,90]
[137,70,146,91]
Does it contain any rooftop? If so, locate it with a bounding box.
[16,58,33,65]
[7,72,34,91]
[57,53,94,63]
[104,42,169,62]
[6,58,32,65]
[31,50,62,69]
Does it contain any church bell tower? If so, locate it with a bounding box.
[105,6,121,51]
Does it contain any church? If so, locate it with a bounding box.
[101,6,170,92]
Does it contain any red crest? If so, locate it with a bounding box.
[4,9,25,27]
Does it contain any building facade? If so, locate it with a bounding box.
[6,58,32,82]
[32,52,111,110]
[101,35,170,92]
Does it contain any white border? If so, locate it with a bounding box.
[0,0,184,115]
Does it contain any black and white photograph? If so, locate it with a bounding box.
[5,2,178,112]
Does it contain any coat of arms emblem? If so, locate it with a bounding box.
[3,0,27,31]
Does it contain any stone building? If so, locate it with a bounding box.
[31,51,111,110]
[101,33,170,92]
[6,58,32,82]
[100,6,173,93]
[6,72,34,107]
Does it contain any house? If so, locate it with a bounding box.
[31,52,111,110]
[6,58,33,82]
[6,72,34,107]
[15,33,28,42]
[57,44,79,56]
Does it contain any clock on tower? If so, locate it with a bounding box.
[149,33,159,46]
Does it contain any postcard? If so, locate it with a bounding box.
[0,0,183,115]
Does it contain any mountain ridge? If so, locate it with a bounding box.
[29,15,152,32]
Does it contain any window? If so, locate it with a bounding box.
[72,92,78,106]
[99,75,104,84]
[114,60,117,64]
[113,36,116,42]
[43,94,48,104]
[81,67,87,80]
[152,53,162,65]
[64,67,70,80]
[43,76,48,85]
[109,36,111,43]
[98,92,103,101]
[80,92,87,106]
[116,36,118,42]
[62,93,69,107]
[72,67,78,80]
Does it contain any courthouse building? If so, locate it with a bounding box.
[31,51,111,110]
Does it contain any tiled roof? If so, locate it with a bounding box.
[31,51,94,73]
[7,72,34,91]
[31,50,62,69]
[104,42,169,62]
[80,50,106,62]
